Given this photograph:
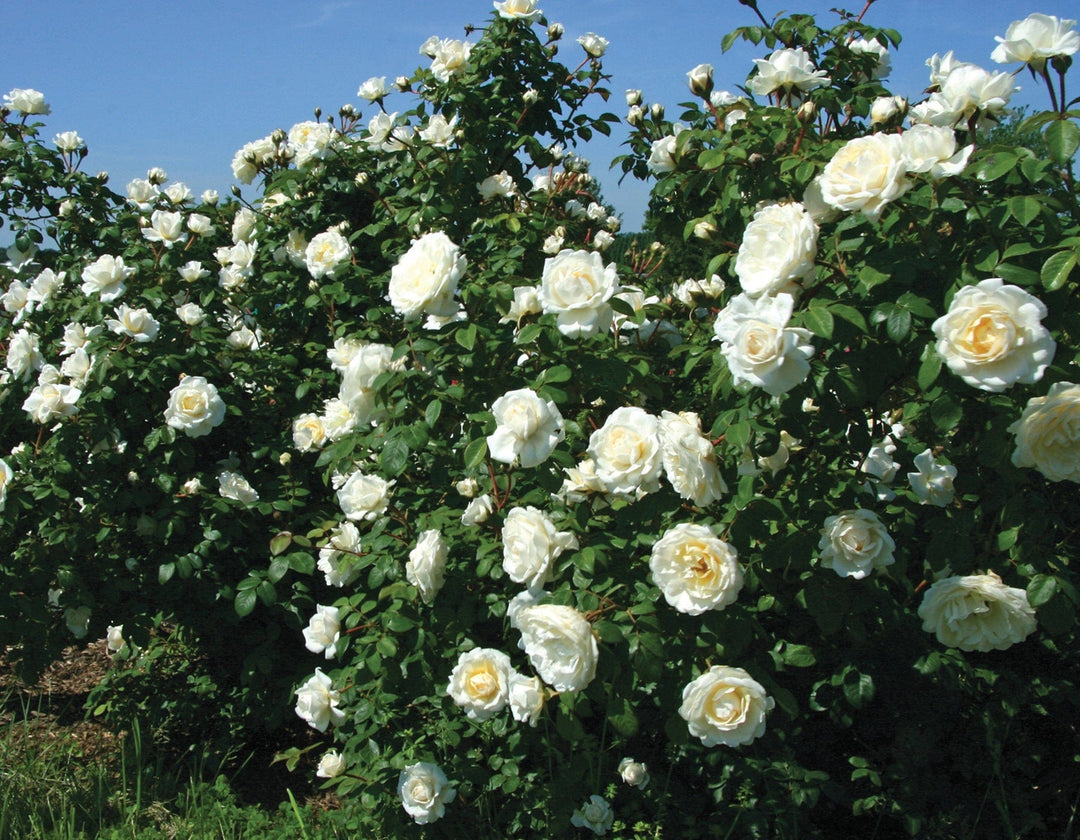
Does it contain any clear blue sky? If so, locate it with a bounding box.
[1,0,1064,230]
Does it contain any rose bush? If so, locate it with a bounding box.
[2,3,1079,838]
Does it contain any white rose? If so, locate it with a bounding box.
[687,62,714,97]
[508,672,545,726]
[388,231,466,321]
[992,13,1080,69]
[859,437,900,501]
[141,210,186,248]
[502,506,578,591]
[65,606,91,638]
[515,603,598,692]
[418,113,459,148]
[617,757,649,790]
[303,230,351,280]
[302,604,341,658]
[288,120,334,167]
[500,285,543,327]
[81,254,134,302]
[337,471,392,522]
[487,387,565,468]
[494,0,542,21]
[356,76,389,101]
[571,795,614,836]
[587,406,662,496]
[23,382,81,423]
[870,95,906,125]
[932,278,1054,392]
[477,171,516,199]
[0,458,12,511]
[106,624,126,653]
[316,750,346,778]
[907,449,956,506]
[849,36,891,79]
[447,647,512,721]
[539,249,619,337]
[406,529,448,604]
[292,413,327,452]
[901,124,972,179]
[646,133,680,174]
[294,668,346,732]
[59,348,91,388]
[429,38,473,82]
[126,178,158,210]
[679,665,774,747]
[747,48,830,97]
[178,261,210,283]
[107,304,160,342]
[398,762,456,825]
[818,509,895,580]
[4,88,50,115]
[176,302,206,326]
[187,213,212,235]
[918,571,1037,652]
[658,410,727,506]
[819,133,911,220]
[734,202,818,297]
[164,376,226,438]
[916,64,1018,127]
[1009,382,1080,482]
[713,293,815,397]
[6,329,42,380]
[461,493,495,526]
[217,470,259,505]
[54,130,84,152]
[318,521,364,587]
[577,32,608,58]
[650,523,743,615]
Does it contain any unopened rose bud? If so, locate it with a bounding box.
[355,171,370,186]
[870,95,906,125]
[693,220,717,240]
[395,76,410,91]
[96,171,109,181]
[686,63,714,98]
[547,22,564,41]
[650,102,665,120]
[279,452,292,466]
[523,87,539,105]
[625,89,642,106]
[627,105,645,126]
[147,167,167,185]
[796,100,816,124]
[201,189,219,205]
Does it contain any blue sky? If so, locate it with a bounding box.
[1,0,1066,230]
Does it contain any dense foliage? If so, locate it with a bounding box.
[2,2,1079,837]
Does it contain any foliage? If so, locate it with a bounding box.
[2,2,1080,838]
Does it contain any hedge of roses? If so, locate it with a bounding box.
[2,1,1080,837]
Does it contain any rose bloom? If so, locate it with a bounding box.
[617,758,649,790]
[918,571,1037,652]
[713,293,815,397]
[818,509,895,580]
[992,13,1080,69]
[305,230,352,280]
[54,130,84,152]
[650,523,743,615]
[932,278,1054,393]
[658,410,727,506]
[318,521,364,587]
[502,506,578,592]
[539,248,620,337]
[107,305,160,343]
[848,37,891,79]
[140,210,186,248]
[461,493,495,526]
[399,762,456,825]
[1009,381,1080,482]
[428,38,473,82]
[337,471,392,522]
[164,375,226,438]
[508,672,545,726]
[901,124,972,179]
[494,0,542,21]
[178,261,210,283]
[106,624,125,653]
[81,254,135,302]
[6,328,42,381]
[577,32,608,57]
[747,47,830,97]
[294,668,346,732]
[406,529,449,603]
[316,750,346,779]
[870,95,906,125]
[912,64,1018,128]
[587,406,663,496]
[388,231,466,321]
[646,132,681,174]
[418,113,459,148]
[447,647,512,721]
[356,76,389,102]
[734,202,818,297]
[302,604,342,659]
[4,88,50,115]
[687,62,714,97]
[217,470,259,505]
[176,303,205,326]
[907,449,956,506]
[292,413,328,452]
[514,603,598,693]
[679,665,775,747]
[819,133,911,220]
[0,458,12,512]
[187,213,213,236]
[500,285,542,327]
[487,387,565,468]
[477,171,516,200]
[571,795,614,836]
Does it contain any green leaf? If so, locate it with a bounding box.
[424,399,442,427]
[463,437,488,469]
[268,557,289,584]
[1041,250,1077,292]
[1027,574,1058,607]
[235,589,257,618]
[454,322,478,351]
[158,563,175,585]
[975,151,1018,182]
[886,307,911,343]
[803,306,834,339]
[1006,195,1041,227]
[917,344,942,390]
[379,437,410,476]
[542,364,573,384]
[605,696,639,737]
[930,393,963,432]
[270,531,292,556]
[1045,118,1080,164]
[842,669,875,709]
